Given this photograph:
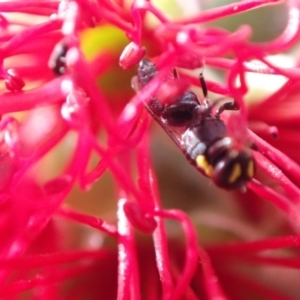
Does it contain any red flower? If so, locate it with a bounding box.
[0,0,300,299]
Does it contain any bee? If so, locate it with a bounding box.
[134,59,255,190]
[48,40,68,76]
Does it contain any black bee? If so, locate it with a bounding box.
[48,41,68,76]
[135,59,254,190]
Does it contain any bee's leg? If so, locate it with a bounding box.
[199,71,239,117]
[215,101,239,118]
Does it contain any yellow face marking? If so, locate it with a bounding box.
[228,163,242,183]
[196,155,214,177]
[247,160,255,178]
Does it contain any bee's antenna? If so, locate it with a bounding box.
[199,71,208,98]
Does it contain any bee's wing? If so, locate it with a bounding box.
[132,78,187,152]
[145,99,188,151]
[134,59,188,151]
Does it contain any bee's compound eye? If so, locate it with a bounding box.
[212,150,254,190]
[161,91,199,126]
[162,101,197,126]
